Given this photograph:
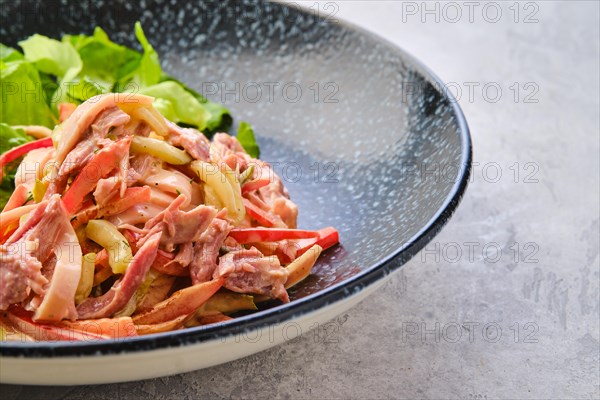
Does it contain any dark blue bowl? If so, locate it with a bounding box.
[0,0,471,357]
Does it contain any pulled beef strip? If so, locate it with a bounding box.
[164,242,193,270]
[167,121,210,161]
[257,168,298,229]
[211,133,250,171]
[214,247,289,302]
[54,93,152,166]
[212,133,245,154]
[77,231,161,319]
[5,199,49,245]
[142,195,217,252]
[48,107,131,196]
[129,154,159,182]
[189,215,232,284]
[0,247,43,310]
[93,175,120,207]
[1,195,82,321]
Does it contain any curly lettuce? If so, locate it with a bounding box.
[0,124,31,210]
[0,23,238,137]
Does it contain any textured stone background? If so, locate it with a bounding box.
[1,1,599,399]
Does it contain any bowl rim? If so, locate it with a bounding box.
[0,3,472,358]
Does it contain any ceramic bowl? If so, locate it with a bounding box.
[0,0,471,384]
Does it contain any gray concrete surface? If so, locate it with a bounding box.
[1,1,599,399]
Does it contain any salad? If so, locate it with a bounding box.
[0,26,339,341]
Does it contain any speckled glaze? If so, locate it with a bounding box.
[0,0,470,372]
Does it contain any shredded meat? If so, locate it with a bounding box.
[48,107,131,196]
[167,121,210,161]
[93,175,120,207]
[0,246,43,310]
[211,133,250,171]
[164,242,194,270]
[212,133,245,154]
[77,231,161,319]
[257,166,298,228]
[54,94,152,166]
[130,154,159,182]
[189,214,232,284]
[214,247,289,302]
[141,195,217,252]
[1,195,82,321]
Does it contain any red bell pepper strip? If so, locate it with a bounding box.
[0,137,53,181]
[122,229,187,276]
[72,187,151,228]
[295,227,340,257]
[7,306,108,341]
[121,229,140,251]
[228,227,321,244]
[0,204,37,244]
[2,183,29,212]
[99,186,151,217]
[70,199,96,229]
[243,198,276,227]
[62,136,131,214]
[241,177,270,194]
[60,317,137,338]
[58,102,78,123]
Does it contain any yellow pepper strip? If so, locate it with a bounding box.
[75,253,96,305]
[220,163,245,220]
[134,106,169,136]
[119,104,168,136]
[196,292,257,317]
[191,161,245,223]
[203,184,223,209]
[32,178,48,203]
[85,220,132,274]
[285,244,323,289]
[239,165,255,185]
[130,135,192,165]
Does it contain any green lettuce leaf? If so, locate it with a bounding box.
[132,22,161,87]
[140,81,209,130]
[19,34,82,82]
[0,60,56,127]
[53,77,106,107]
[0,122,31,154]
[2,23,235,137]
[202,100,232,134]
[237,121,259,158]
[39,71,58,108]
[0,124,31,210]
[0,44,24,62]
[64,27,141,91]
[0,178,13,211]
[157,77,231,135]
[177,83,232,135]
